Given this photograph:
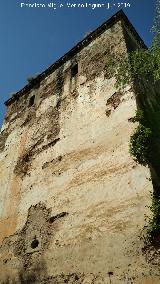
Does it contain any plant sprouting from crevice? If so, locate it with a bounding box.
[129,124,152,166]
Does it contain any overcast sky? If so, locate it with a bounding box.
[0,0,155,127]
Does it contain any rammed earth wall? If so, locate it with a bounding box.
[0,11,157,283]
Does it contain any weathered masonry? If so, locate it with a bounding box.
[0,10,159,283]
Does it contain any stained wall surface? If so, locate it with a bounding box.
[0,15,156,283]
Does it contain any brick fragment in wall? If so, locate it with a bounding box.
[105,91,123,116]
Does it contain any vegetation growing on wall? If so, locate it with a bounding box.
[148,194,160,240]
[128,109,152,166]
[105,45,160,171]
[27,74,40,88]
[106,0,160,240]
[129,123,152,166]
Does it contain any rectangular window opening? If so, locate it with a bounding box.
[71,63,78,78]
[29,95,35,107]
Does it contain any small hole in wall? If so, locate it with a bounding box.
[31,238,39,249]
[29,95,35,107]
[105,110,111,117]
[49,216,55,223]
[58,155,62,161]
[108,272,113,277]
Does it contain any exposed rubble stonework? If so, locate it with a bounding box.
[0,10,158,283]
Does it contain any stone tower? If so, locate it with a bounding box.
[0,10,157,283]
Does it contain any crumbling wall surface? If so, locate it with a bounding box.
[0,20,156,283]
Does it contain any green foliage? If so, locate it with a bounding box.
[105,54,117,78]
[148,194,160,238]
[152,0,160,36]
[105,3,160,170]
[106,45,160,88]
[27,73,40,84]
[134,109,145,124]
[105,0,160,242]
[27,76,35,83]
[129,124,152,166]
[9,92,17,98]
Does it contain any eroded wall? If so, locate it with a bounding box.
[0,20,155,283]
